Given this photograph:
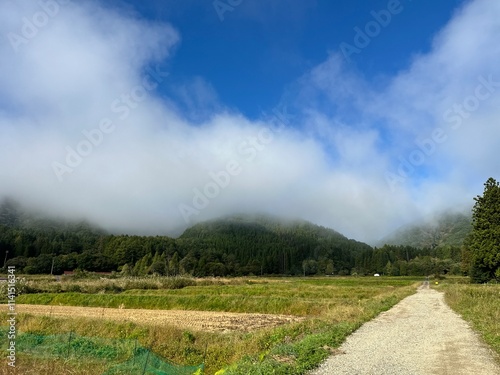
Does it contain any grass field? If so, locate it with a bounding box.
[13,277,419,316]
[433,277,500,359]
[1,276,422,374]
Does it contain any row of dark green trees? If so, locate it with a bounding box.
[0,216,462,277]
[0,215,359,276]
[0,178,499,282]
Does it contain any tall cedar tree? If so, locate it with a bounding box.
[468,177,500,283]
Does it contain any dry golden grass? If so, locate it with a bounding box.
[435,279,500,357]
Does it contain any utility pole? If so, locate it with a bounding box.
[3,250,8,269]
[50,255,55,275]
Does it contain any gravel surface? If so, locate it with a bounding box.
[311,283,500,375]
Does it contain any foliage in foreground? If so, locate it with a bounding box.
[435,279,500,356]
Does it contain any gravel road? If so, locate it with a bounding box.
[311,283,500,375]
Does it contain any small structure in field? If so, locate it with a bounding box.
[374,273,380,277]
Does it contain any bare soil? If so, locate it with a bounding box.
[14,304,304,333]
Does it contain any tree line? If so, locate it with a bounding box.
[1,176,499,283]
[0,212,461,278]
[354,244,462,276]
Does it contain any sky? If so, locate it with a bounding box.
[1,0,499,243]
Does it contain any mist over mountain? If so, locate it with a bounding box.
[379,210,472,248]
[0,197,106,235]
[0,197,372,275]
[0,196,473,250]
[0,197,469,277]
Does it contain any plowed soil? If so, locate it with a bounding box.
[14,304,304,333]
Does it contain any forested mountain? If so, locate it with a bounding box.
[379,211,472,248]
[179,214,372,275]
[0,198,105,259]
[0,198,372,276]
[0,198,466,277]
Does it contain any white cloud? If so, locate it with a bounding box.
[295,0,500,226]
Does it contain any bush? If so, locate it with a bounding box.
[161,277,196,290]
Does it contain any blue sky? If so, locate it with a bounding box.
[1,0,500,243]
[126,0,465,119]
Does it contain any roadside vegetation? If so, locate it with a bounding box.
[433,277,500,358]
[1,275,420,374]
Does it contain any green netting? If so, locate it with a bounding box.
[0,328,204,375]
[103,347,204,375]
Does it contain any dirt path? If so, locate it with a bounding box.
[311,283,500,375]
[12,304,303,333]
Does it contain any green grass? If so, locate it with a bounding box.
[433,278,500,357]
[14,277,420,317]
[2,276,422,374]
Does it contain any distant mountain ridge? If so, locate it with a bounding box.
[380,211,472,248]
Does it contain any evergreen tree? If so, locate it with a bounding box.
[325,260,334,275]
[467,178,500,283]
[120,263,132,276]
[168,252,180,276]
